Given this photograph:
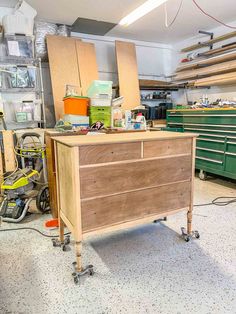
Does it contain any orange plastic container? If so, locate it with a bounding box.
[63,96,89,116]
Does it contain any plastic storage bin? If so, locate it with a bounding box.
[64,114,89,127]
[90,96,112,107]
[89,106,111,127]
[3,14,34,36]
[87,80,112,98]
[63,96,89,116]
[15,101,34,122]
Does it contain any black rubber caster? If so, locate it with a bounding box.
[195,231,200,239]
[72,273,80,285]
[184,236,190,242]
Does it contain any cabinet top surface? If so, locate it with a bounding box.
[53,131,197,147]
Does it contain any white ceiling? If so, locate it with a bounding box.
[2,0,236,43]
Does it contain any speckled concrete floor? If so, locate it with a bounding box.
[0,177,236,314]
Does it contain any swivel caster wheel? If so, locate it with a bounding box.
[194,231,200,239]
[72,272,80,285]
[184,235,191,242]
[199,170,207,181]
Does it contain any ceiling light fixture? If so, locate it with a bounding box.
[119,0,169,26]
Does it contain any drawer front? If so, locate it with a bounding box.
[79,142,141,165]
[80,155,192,199]
[224,155,236,175]
[144,138,192,158]
[81,181,190,232]
[196,149,223,163]
[197,138,225,152]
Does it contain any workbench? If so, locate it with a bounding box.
[53,131,198,283]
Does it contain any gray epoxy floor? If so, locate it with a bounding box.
[0,177,236,314]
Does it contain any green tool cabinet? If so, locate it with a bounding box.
[166,108,236,180]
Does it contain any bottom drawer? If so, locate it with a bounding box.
[81,181,190,232]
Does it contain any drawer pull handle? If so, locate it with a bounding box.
[225,152,236,156]
[196,156,223,164]
[196,147,224,154]
[197,138,224,143]
[185,127,236,134]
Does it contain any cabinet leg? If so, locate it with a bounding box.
[52,217,70,250]
[59,217,65,243]
[181,210,200,242]
[72,241,94,285]
[187,210,192,235]
[75,241,82,272]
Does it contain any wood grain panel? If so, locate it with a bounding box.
[79,142,141,165]
[81,181,190,231]
[76,41,98,96]
[144,139,191,158]
[115,41,140,110]
[80,155,191,199]
[47,35,81,120]
[2,131,15,172]
[56,143,79,227]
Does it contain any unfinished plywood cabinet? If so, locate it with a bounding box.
[53,131,198,279]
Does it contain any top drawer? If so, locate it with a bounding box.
[144,138,192,158]
[79,142,141,165]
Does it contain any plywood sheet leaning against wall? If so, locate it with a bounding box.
[47,35,81,120]
[115,41,140,110]
[75,41,98,96]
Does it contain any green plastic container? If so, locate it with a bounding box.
[89,106,111,127]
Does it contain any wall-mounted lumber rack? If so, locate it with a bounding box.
[181,31,236,53]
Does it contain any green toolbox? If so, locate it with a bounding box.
[89,106,111,127]
[166,108,236,180]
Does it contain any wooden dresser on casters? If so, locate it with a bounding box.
[53,131,198,283]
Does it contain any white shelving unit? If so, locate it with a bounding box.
[0,35,46,130]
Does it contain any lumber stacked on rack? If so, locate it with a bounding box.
[139,79,184,90]
[175,59,236,81]
[176,51,236,72]
[181,31,236,53]
[195,71,236,87]
[201,43,236,57]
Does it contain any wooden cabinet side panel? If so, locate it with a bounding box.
[80,155,192,199]
[56,143,79,228]
[79,142,141,165]
[81,181,190,232]
[46,135,58,218]
[144,139,192,158]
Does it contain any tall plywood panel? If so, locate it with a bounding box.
[47,35,81,120]
[76,41,99,96]
[115,41,140,110]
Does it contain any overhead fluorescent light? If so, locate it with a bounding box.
[119,0,168,26]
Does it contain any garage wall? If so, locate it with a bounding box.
[71,32,174,84]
